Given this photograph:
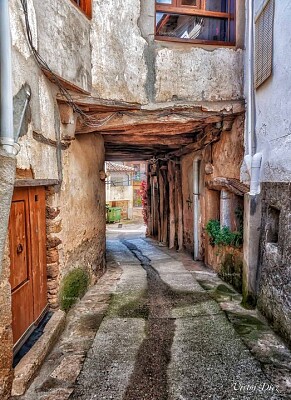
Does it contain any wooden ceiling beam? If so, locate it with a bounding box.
[75,110,225,135]
[103,135,196,145]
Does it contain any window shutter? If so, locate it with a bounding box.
[255,0,275,89]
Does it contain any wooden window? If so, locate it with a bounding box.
[255,0,274,89]
[71,0,92,19]
[155,0,236,45]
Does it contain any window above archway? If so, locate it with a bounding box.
[155,0,236,45]
[71,0,92,19]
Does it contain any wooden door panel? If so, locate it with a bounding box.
[9,187,48,346]
[9,200,29,290]
[11,281,34,344]
[29,187,47,319]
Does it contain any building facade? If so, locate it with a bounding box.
[242,0,291,345]
[0,1,107,397]
[105,162,135,220]
[7,0,291,398]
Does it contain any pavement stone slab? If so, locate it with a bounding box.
[17,230,291,400]
[71,318,146,400]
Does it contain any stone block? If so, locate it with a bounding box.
[47,220,62,235]
[12,310,66,396]
[47,263,60,278]
[47,280,59,291]
[46,207,60,220]
[47,249,60,265]
[47,237,62,249]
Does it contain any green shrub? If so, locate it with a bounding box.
[60,268,89,312]
[206,219,243,248]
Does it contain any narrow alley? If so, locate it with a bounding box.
[15,225,291,400]
[2,1,291,399]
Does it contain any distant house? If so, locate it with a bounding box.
[105,162,135,220]
[124,162,147,207]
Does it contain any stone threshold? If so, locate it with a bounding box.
[11,310,66,397]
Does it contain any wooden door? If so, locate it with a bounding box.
[9,187,47,345]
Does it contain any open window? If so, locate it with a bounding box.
[155,0,236,45]
[71,0,92,19]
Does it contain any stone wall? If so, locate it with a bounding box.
[91,0,245,104]
[257,183,291,345]
[242,1,291,340]
[0,244,14,400]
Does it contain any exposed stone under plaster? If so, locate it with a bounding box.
[181,116,244,270]
[257,182,291,346]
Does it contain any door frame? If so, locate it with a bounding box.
[9,186,48,353]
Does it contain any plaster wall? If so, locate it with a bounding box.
[48,134,106,300]
[91,0,245,104]
[0,154,16,400]
[9,0,106,281]
[242,2,291,341]
[10,0,92,179]
[108,185,134,202]
[0,2,106,392]
[181,116,244,264]
[106,179,134,220]
[251,1,291,182]
[10,0,91,93]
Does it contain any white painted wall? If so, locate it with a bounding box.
[253,1,291,182]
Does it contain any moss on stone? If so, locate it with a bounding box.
[108,291,149,319]
[60,268,90,312]
[241,293,257,310]
[228,312,268,337]
[218,253,243,293]
[216,284,236,295]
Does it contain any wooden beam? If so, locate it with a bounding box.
[14,179,60,187]
[168,160,176,249]
[42,68,90,95]
[166,125,221,158]
[104,135,196,145]
[175,163,183,252]
[75,108,225,135]
[57,93,140,113]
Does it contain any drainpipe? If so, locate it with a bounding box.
[245,0,262,190]
[220,190,232,228]
[193,159,200,260]
[0,0,16,155]
[246,0,255,158]
[243,0,263,306]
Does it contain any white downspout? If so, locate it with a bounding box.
[193,159,200,260]
[243,0,263,303]
[246,0,255,157]
[245,0,262,192]
[220,190,232,228]
[0,0,16,155]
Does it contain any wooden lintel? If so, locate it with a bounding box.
[56,93,141,113]
[163,125,222,159]
[15,179,60,188]
[42,68,90,95]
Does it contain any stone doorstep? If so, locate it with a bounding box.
[11,310,66,397]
